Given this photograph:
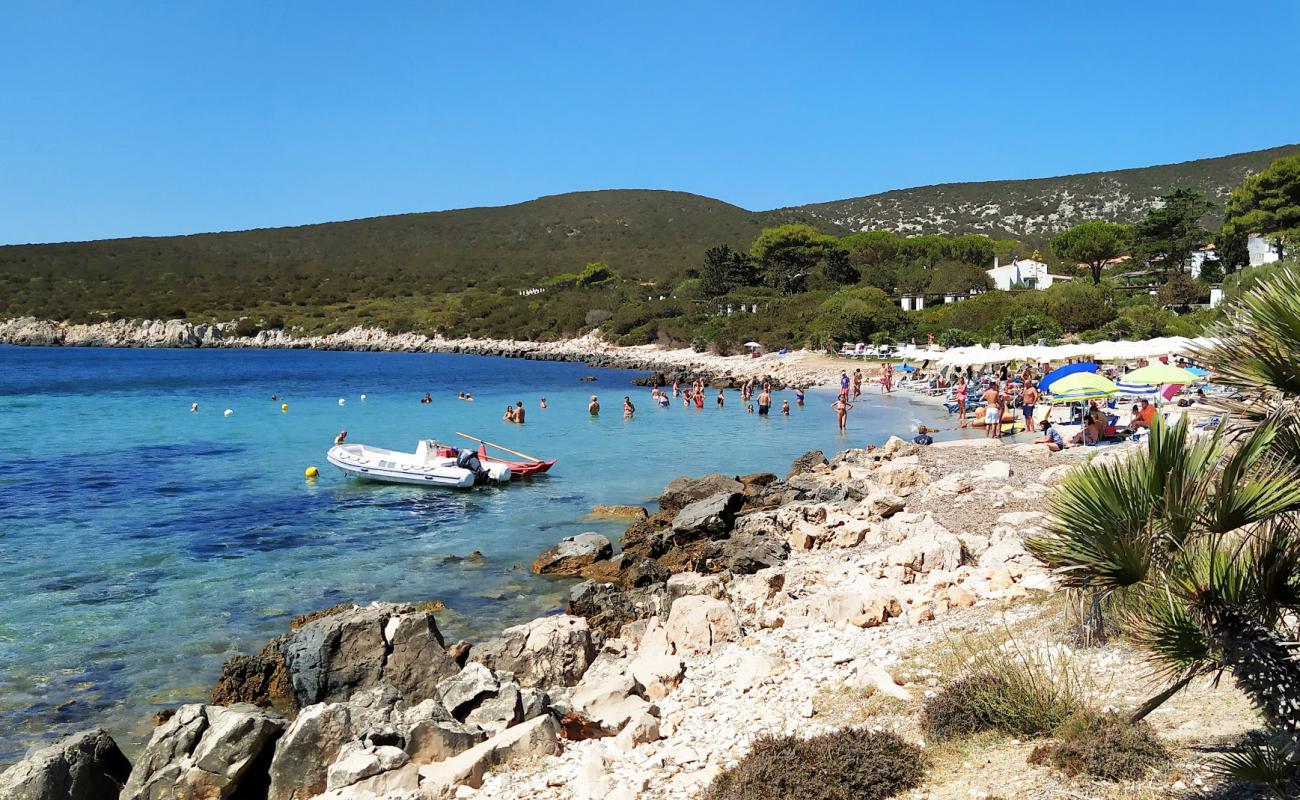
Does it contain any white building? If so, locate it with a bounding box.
[1189,233,1280,278]
[985,256,1070,291]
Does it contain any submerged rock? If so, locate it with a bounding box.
[0,728,131,800]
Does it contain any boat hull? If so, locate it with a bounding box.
[327,445,478,488]
[477,445,556,477]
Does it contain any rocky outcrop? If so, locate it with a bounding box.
[658,473,744,514]
[468,615,596,689]
[531,533,613,576]
[215,602,459,713]
[567,580,670,639]
[122,703,287,800]
[417,714,561,798]
[0,728,131,800]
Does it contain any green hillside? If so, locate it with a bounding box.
[776,144,1300,242]
[1,145,1294,342]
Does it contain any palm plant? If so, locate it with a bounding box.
[1027,265,1300,794]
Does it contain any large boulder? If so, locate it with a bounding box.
[658,473,744,514]
[0,729,131,800]
[324,742,415,796]
[566,580,670,639]
[787,450,828,478]
[665,595,741,655]
[669,491,743,541]
[531,533,613,576]
[569,669,655,737]
[437,663,501,718]
[468,614,595,689]
[416,715,560,798]
[284,602,459,707]
[123,704,287,800]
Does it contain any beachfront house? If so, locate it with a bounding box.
[985,256,1071,291]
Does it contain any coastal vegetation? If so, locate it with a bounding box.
[3,149,1300,355]
[1027,265,1300,795]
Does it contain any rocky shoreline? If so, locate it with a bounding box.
[0,317,838,388]
[2,435,1157,800]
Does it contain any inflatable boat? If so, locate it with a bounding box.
[327,440,511,488]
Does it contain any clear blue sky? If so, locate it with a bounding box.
[2,0,1297,245]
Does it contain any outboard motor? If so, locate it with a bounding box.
[455,449,492,484]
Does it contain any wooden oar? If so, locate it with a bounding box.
[456,432,543,463]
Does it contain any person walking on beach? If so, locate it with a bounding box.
[852,368,863,399]
[832,395,853,432]
[757,387,772,416]
[623,396,635,419]
[1020,382,1037,433]
[955,376,969,428]
[982,381,1003,439]
[588,395,600,415]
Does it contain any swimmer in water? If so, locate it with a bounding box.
[623,396,635,419]
[334,429,348,445]
[781,400,790,416]
[588,395,600,415]
[540,397,548,409]
[191,403,199,412]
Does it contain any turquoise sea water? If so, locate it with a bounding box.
[0,346,954,761]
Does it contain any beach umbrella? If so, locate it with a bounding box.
[1124,364,1198,386]
[1040,362,1099,389]
[744,341,762,349]
[1186,366,1209,377]
[1048,372,1118,399]
[1116,380,1160,397]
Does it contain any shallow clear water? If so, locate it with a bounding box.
[0,346,953,761]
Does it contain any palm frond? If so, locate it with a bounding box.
[1119,585,1216,680]
[1214,734,1300,798]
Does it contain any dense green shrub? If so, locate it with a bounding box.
[701,728,925,800]
[1033,711,1168,781]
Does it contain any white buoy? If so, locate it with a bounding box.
[338,398,346,406]
[224,409,234,416]
[360,393,367,401]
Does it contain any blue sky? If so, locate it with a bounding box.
[2,1,1297,244]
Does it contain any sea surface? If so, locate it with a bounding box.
[0,346,955,762]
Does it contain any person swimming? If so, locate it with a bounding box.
[190,402,199,412]
[539,397,548,409]
[588,395,600,415]
[334,429,348,445]
[514,401,525,423]
[421,392,432,404]
[623,396,635,419]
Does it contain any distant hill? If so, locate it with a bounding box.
[0,189,771,291]
[774,144,1300,242]
[2,145,1296,329]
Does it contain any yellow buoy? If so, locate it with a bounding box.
[281,403,289,412]
[305,466,319,478]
